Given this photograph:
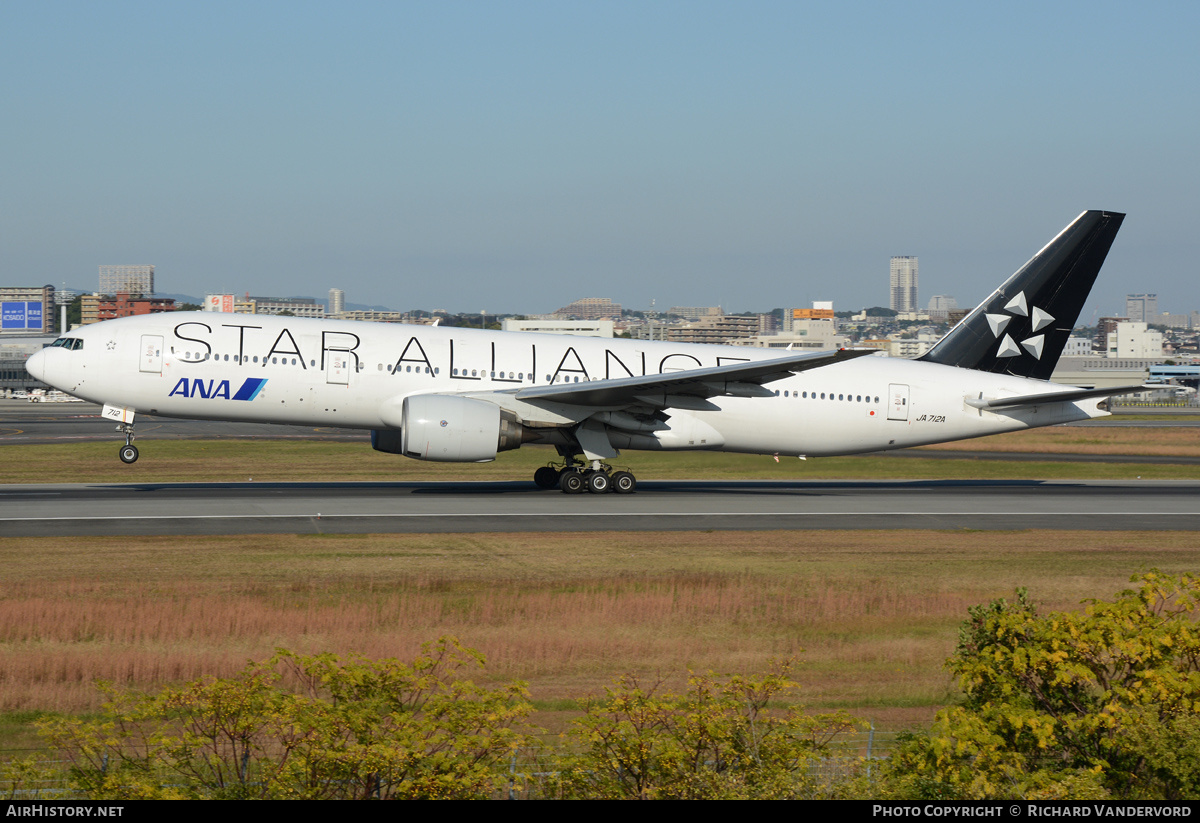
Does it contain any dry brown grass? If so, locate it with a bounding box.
[2,530,1197,730]
[920,425,1200,456]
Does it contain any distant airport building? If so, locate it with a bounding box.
[334,310,408,323]
[1,285,54,335]
[927,295,959,322]
[1,335,55,393]
[1052,356,1167,390]
[1063,336,1093,356]
[781,303,834,332]
[887,332,940,359]
[99,265,154,296]
[1125,293,1157,323]
[501,319,614,337]
[329,288,345,316]
[553,297,622,320]
[203,293,258,314]
[1107,322,1163,358]
[248,296,325,318]
[668,306,722,320]
[1153,312,1193,329]
[668,315,759,344]
[95,293,176,322]
[890,256,918,313]
[732,318,848,350]
[1096,316,1129,354]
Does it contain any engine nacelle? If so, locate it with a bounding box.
[371,394,523,462]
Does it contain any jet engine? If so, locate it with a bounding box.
[371,394,524,462]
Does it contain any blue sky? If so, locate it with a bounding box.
[2,1,1197,318]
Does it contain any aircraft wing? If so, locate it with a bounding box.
[965,384,1147,410]
[509,348,874,409]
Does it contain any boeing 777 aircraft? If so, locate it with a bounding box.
[26,210,1141,493]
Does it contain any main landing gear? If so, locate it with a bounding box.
[116,422,138,464]
[533,459,637,495]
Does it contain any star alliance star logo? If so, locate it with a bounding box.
[106,340,116,350]
[985,291,1053,360]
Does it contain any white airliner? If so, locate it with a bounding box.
[26,210,1141,493]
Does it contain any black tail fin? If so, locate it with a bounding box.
[918,210,1124,379]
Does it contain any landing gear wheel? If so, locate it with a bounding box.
[559,470,585,494]
[533,466,560,490]
[586,471,611,494]
[119,444,139,464]
[611,471,636,494]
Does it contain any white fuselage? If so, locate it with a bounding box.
[28,312,1106,459]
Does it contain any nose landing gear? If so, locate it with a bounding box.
[117,422,138,464]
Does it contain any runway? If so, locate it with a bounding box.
[4,400,1198,536]
[2,478,1198,536]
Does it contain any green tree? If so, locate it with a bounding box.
[41,637,534,799]
[880,572,1200,800]
[555,660,860,799]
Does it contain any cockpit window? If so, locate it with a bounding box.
[50,338,83,350]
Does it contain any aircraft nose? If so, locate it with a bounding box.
[25,347,46,382]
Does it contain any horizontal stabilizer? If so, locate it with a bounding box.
[965,384,1147,410]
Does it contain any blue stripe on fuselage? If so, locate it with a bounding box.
[232,378,267,401]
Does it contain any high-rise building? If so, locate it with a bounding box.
[890,256,918,313]
[1125,294,1157,323]
[329,288,345,316]
[99,265,154,296]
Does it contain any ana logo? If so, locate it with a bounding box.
[169,377,267,401]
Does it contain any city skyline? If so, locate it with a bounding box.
[2,2,1197,318]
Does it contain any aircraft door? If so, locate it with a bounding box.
[139,335,163,374]
[326,351,351,385]
[888,383,910,421]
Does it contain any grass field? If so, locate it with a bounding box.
[2,529,1198,739]
[1,428,1197,752]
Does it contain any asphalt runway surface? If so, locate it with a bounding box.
[3,400,1198,536]
[2,479,1198,536]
